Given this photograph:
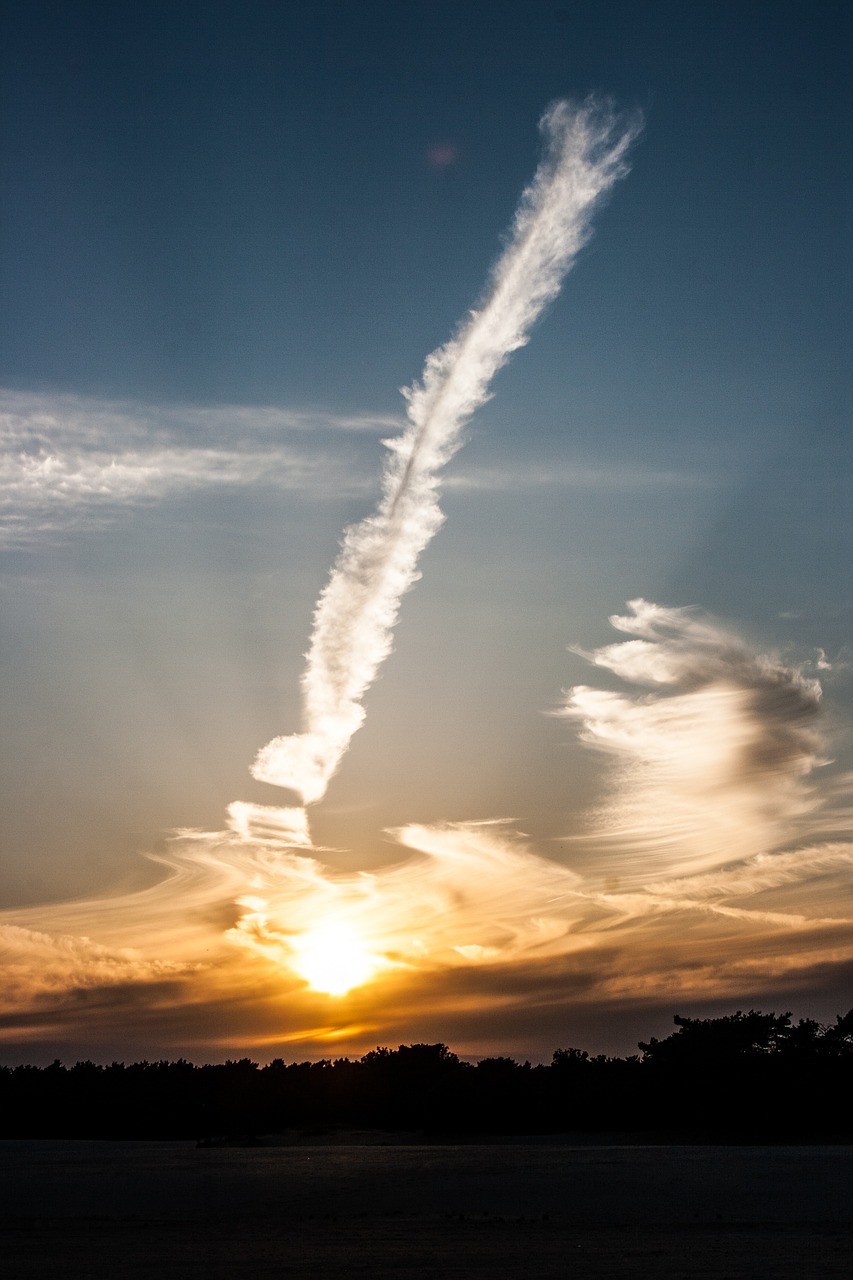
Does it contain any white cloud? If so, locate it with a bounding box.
[444,461,705,493]
[0,389,704,549]
[561,600,826,882]
[252,99,641,804]
[0,923,194,1012]
[0,389,396,546]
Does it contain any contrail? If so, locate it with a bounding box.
[252,99,641,804]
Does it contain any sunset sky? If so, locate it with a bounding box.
[1,1,851,1064]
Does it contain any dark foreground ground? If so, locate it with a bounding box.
[2,1139,851,1278]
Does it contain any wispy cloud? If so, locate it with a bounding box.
[2,603,849,1056]
[561,599,826,882]
[0,923,195,1013]
[227,820,584,980]
[444,460,705,493]
[0,392,704,548]
[2,795,850,1056]
[0,388,399,445]
[0,389,397,546]
[2,79,850,1058]
[0,818,586,1042]
[253,98,642,805]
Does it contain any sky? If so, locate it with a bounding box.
[1,0,851,1064]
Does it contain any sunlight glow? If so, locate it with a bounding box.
[292,921,380,996]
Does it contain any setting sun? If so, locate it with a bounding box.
[292,922,380,996]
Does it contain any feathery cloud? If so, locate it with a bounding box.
[562,600,826,882]
[0,389,396,545]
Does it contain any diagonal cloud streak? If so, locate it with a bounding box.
[252,99,641,804]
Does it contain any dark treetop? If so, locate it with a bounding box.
[2,1009,851,1142]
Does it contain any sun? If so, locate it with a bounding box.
[292,921,379,996]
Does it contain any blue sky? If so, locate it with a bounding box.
[1,1,851,1062]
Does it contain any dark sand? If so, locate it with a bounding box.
[3,1141,851,1277]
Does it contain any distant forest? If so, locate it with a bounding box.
[2,1010,851,1141]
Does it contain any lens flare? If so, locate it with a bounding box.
[292,921,379,996]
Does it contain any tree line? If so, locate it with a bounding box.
[2,1009,850,1141]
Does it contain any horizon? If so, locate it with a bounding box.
[4,1004,851,1071]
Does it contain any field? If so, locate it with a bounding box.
[2,1140,851,1277]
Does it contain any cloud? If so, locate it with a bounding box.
[0,923,194,1014]
[0,389,398,546]
[561,599,826,882]
[443,460,705,493]
[3,731,849,1058]
[225,803,314,848]
[221,819,586,983]
[252,98,642,805]
[0,394,703,549]
[2,66,850,1058]
[0,819,587,1041]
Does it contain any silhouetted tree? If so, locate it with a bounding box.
[1,1011,849,1140]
